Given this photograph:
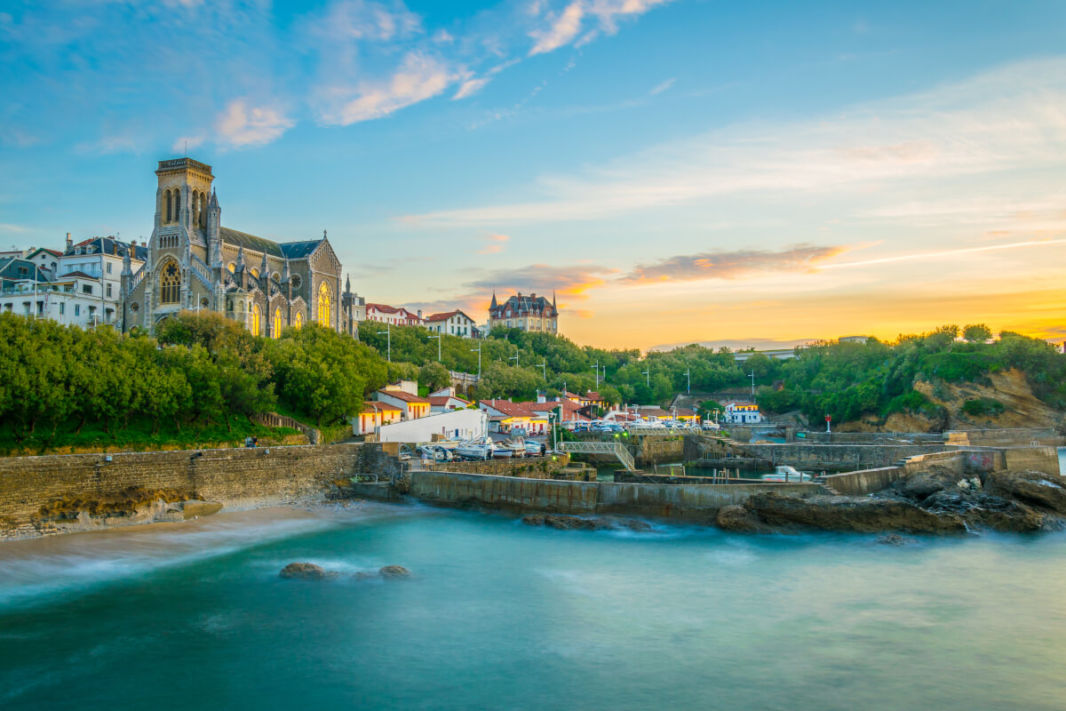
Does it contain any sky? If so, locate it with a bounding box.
[1,0,1064,350]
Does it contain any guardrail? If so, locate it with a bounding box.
[559,440,636,471]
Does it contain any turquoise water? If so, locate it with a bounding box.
[2,505,1065,710]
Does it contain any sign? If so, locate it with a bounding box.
[825,415,832,422]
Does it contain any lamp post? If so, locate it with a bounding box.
[749,370,755,400]
[642,369,650,388]
[377,324,391,362]
[684,368,691,393]
[429,333,441,361]
[592,362,600,389]
[470,343,482,379]
[509,353,519,366]
[537,361,547,380]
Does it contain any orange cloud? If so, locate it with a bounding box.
[477,233,511,255]
[624,244,848,283]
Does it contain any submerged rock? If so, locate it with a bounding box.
[379,565,411,578]
[522,514,651,532]
[877,534,917,546]
[744,493,967,534]
[280,562,337,580]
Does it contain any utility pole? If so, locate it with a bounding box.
[749,370,755,400]
[642,369,650,388]
[470,343,482,379]
[430,333,441,361]
[537,361,546,380]
[377,324,391,361]
[685,368,691,394]
[592,362,600,389]
[509,354,519,366]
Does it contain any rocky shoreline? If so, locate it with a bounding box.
[714,468,1066,535]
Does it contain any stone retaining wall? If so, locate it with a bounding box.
[416,453,574,478]
[0,443,399,539]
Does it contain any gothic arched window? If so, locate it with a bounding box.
[165,191,172,223]
[317,282,331,327]
[294,311,303,329]
[251,303,262,337]
[174,191,181,222]
[159,261,180,304]
[273,307,282,338]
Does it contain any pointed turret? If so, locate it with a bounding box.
[259,250,268,282]
[490,290,498,310]
[236,246,245,271]
[281,258,290,282]
[122,246,132,277]
[345,274,351,294]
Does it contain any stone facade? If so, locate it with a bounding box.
[122,158,359,337]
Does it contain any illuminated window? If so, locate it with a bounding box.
[293,311,303,329]
[250,267,259,279]
[251,303,262,336]
[317,282,331,326]
[227,263,236,273]
[159,261,180,304]
[272,307,282,338]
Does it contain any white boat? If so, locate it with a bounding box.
[455,438,493,460]
[761,465,812,482]
[492,446,514,458]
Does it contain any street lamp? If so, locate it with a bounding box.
[377,324,391,362]
[592,362,600,389]
[470,343,482,379]
[684,368,691,394]
[429,333,441,361]
[749,370,755,400]
[642,369,650,388]
[509,353,519,366]
[537,361,547,380]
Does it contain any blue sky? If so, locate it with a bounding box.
[2,0,1065,348]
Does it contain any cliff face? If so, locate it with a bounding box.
[914,368,1061,430]
[839,369,1062,433]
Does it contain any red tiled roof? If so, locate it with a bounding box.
[428,395,470,406]
[376,390,431,404]
[61,271,97,279]
[360,401,402,414]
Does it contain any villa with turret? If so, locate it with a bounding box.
[488,291,559,334]
[120,158,359,337]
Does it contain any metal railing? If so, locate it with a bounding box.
[559,440,636,471]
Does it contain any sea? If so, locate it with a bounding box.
[1,503,1064,710]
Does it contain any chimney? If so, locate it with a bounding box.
[417,309,423,319]
[65,232,72,250]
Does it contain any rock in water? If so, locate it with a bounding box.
[522,514,605,530]
[985,471,1066,515]
[716,505,774,534]
[280,562,337,580]
[379,565,411,578]
[181,501,223,520]
[744,493,967,534]
[877,534,916,546]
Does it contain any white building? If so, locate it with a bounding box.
[376,409,487,443]
[424,309,478,338]
[723,401,764,424]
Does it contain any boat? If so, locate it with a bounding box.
[760,465,812,482]
[491,446,514,458]
[454,439,492,460]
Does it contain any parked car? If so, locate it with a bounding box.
[524,439,546,456]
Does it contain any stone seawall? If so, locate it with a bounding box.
[417,453,573,477]
[0,443,399,539]
[739,442,948,472]
[408,470,825,523]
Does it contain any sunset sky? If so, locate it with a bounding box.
[2,0,1064,350]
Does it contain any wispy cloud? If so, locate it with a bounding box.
[649,77,675,95]
[318,52,455,125]
[216,100,294,148]
[821,238,1066,270]
[624,245,848,283]
[529,0,673,56]
[466,263,615,298]
[477,233,511,254]
[403,57,1066,225]
[453,76,490,100]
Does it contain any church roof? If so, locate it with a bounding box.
[279,241,321,259]
[220,228,324,261]
[220,227,284,257]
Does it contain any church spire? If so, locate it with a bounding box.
[345,273,351,294]
[236,246,245,271]
[490,290,497,310]
[259,250,268,281]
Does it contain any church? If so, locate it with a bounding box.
[122,158,359,337]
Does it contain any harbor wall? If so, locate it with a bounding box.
[407,470,826,523]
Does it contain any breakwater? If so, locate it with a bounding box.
[0,443,398,539]
[408,470,825,523]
